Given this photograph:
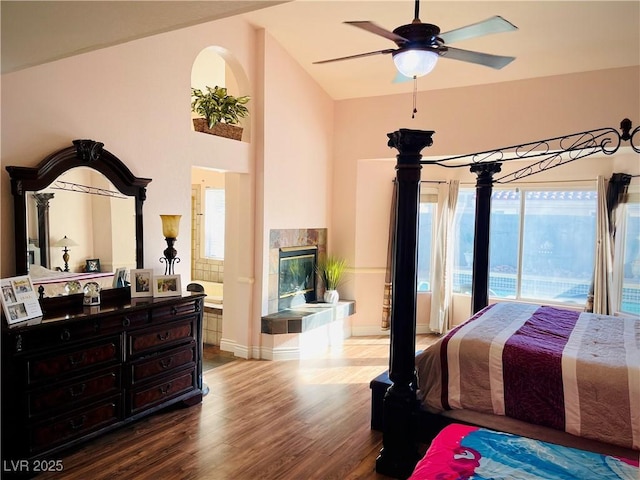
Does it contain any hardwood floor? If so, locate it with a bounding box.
[35,335,439,480]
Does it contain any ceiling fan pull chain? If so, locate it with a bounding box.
[412,76,418,118]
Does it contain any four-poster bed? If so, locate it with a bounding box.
[375,119,640,478]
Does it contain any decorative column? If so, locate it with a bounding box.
[33,193,55,269]
[470,163,501,314]
[376,129,434,479]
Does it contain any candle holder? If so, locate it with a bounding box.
[159,215,181,275]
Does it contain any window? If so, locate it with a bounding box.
[204,188,225,259]
[417,188,437,292]
[453,187,598,306]
[618,189,640,315]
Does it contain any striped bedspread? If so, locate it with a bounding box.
[415,302,640,450]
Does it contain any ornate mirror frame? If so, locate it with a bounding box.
[6,139,152,275]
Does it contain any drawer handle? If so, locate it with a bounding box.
[171,307,178,316]
[69,383,87,397]
[157,332,171,341]
[122,317,131,327]
[159,383,173,395]
[68,352,86,366]
[60,329,71,341]
[160,358,173,369]
[69,415,86,430]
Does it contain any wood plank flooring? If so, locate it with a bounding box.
[35,335,439,480]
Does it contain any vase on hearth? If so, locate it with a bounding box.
[324,289,339,304]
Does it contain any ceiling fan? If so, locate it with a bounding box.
[313,0,518,78]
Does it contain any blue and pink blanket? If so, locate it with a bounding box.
[409,424,639,480]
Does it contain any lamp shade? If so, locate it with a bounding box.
[392,49,439,78]
[160,215,181,238]
[52,235,78,248]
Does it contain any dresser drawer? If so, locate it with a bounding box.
[152,300,200,323]
[29,396,121,453]
[27,337,121,384]
[129,368,196,414]
[99,309,149,334]
[28,367,121,418]
[130,343,196,385]
[15,320,102,353]
[128,318,195,356]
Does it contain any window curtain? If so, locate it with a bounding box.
[586,173,631,313]
[381,179,397,330]
[429,181,459,334]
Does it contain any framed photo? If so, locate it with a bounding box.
[85,259,101,273]
[112,267,128,288]
[130,269,153,298]
[152,275,182,297]
[1,275,43,325]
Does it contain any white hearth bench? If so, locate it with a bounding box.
[260,301,355,360]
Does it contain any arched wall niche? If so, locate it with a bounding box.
[191,46,252,142]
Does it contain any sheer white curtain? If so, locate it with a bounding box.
[381,180,397,330]
[592,175,614,314]
[429,180,459,334]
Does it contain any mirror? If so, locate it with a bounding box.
[28,168,136,272]
[7,140,151,291]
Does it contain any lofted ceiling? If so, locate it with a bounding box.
[1,1,639,100]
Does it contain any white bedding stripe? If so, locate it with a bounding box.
[623,316,640,450]
[488,303,540,415]
[561,313,590,438]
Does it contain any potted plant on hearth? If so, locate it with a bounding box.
[191,86,250,141]
[317,256,347,304]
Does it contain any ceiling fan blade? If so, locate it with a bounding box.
[442,46,515,69]
[313,48,396,65]
[440,16,517,44]
[345,21,408,44]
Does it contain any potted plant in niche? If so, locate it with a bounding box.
[191,86,250,141]
[317,255,347,304]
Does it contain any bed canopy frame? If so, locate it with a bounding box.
[376,118,640,478]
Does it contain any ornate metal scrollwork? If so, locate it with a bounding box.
[420,118,639,183]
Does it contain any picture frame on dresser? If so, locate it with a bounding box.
[1,275,43,325]
[85,258,101,272]
[112,267,128,288]
[130,269,153,297]
[153,274,182,297]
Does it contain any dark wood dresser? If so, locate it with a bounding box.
[1,289,205,476]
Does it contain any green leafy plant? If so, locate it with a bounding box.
[191,86,250,128]
[317,256,347,291]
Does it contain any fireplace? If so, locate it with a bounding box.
[278,246,317,310]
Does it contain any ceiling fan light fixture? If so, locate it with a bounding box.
[392,49,439,78]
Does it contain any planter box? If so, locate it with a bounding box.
[192,118,243,141]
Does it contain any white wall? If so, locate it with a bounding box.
[252,31,335,349]
[334,66,640,333]
[2,12,638,356]
[1,15,259,279]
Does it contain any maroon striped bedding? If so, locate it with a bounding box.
[415,302,640,450]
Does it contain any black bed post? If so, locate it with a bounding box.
[470,163,501,314]
[377,129,434,479]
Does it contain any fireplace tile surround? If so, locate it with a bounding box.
[267,228,327,314]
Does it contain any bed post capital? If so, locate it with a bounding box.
[387,129,435,160]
